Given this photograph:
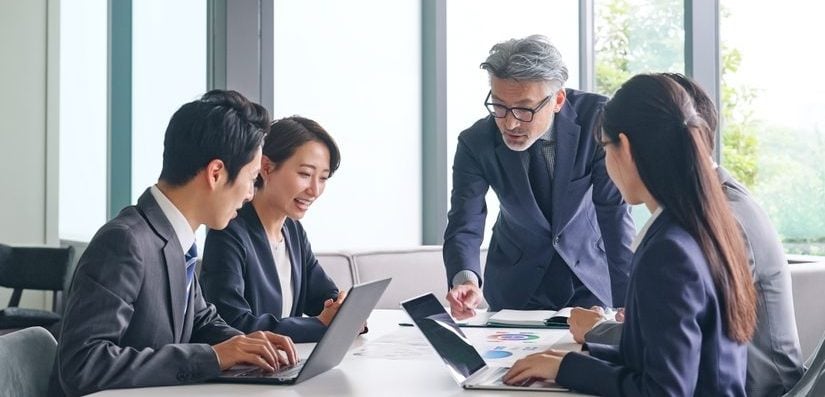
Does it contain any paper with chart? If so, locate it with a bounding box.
[466,328,572,366]
[352,326,576,364]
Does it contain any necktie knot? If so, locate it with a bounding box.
[185,243,198,264]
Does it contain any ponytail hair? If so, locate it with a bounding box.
[599,74,756,342]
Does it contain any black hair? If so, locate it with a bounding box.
[255,116,341,188]
[661,73,719,149]
[599,74,756,342]
[159,89,269,186]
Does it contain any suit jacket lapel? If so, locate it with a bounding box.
[494,141,551,233]
[136,188,187,342]
[282,225,301,316]
[243,204,286,313]
[551,102,582,233]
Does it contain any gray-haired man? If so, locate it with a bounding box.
[443,35,635,318]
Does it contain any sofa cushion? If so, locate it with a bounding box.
[315,252,356,292]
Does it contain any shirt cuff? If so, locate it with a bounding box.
[452,270,480,288]
[211,346,222,369]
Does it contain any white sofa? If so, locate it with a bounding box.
[316,246,487,309]
[788,256,825,360]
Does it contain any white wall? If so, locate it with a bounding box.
[0,0,58,310]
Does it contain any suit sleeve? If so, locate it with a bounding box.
[443,135,490,287]
[585,320,624,346]
[57,227,221,397]
[589,142,635,306]
[556,239,707,396]
[200,227,328,343]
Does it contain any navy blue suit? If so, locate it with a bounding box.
[443,89,635,310]
[201,203,338,343]
[556,210,748,396]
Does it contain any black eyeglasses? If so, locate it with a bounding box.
[484,90,553,122]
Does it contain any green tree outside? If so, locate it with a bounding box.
[594,0,824,254]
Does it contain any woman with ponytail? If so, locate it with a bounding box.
[503,74,756,396]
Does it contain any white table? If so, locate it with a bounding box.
[90,310,586,396]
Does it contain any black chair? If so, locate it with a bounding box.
[0,243,74,332]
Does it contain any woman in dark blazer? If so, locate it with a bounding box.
[503,74,758,396]
[201,116,342,343]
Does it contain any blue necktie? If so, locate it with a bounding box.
[529,140,554,223]
[184,243,198,313]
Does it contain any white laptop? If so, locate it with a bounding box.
[401,293,569,392]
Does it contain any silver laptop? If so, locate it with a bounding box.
[212,278,391,385]
[401,293,568,391]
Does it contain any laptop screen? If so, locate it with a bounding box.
[401,294,487,383]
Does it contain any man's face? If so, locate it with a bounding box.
[209,147,262,230]
[488,77,565,151]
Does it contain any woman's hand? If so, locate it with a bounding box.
[503,349,569,385]
[317,290,347,326]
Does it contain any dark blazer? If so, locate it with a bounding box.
[50,189,241,397]
[557,210,748,396]
[201,203,338,343]
[443,89,635,310]
[583,167,804,396]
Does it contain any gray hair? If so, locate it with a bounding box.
[480,34,568,89]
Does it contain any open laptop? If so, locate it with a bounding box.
[401,293,569,391]
[212,277,391,385]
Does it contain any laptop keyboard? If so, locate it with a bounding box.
[228,359,306,379]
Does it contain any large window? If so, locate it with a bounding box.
[59,0,107,242]
[721,0,825,255]
[446,0,579,246]
[272,0,422,250]
[594,0,684,228]
[132,0,208,246]
[131,0,207,201]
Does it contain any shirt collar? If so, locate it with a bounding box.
[630,206,664,253]
[150,185,195,255]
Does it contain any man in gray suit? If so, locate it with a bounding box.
[568,73,804,397]
[50,91,297,396]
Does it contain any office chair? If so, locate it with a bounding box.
[0,243,74,332]
[784,330,825,396]
[0,326,58,397]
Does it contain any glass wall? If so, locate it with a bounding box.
[131,0,207,201]
[721,0,825,255]
[132,0,208,246]
[272,0,422,250]
[446,0,580,246]
[593,0,684,228]
[59,0,107,242]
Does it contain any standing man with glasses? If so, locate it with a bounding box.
[444,35,635,318]
[50,90,297,397]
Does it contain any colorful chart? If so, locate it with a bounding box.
[483,349,513,359]
[486,331,540,342]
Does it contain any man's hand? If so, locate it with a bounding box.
[446,282,482,320]
[212,331,297,371]
[615,307,625,322]
[317,290,347,326]
[568,306,607,344]
[503,349,568,385]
